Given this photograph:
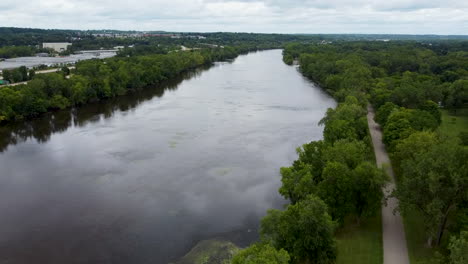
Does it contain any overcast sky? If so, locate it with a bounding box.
[0,0,467,34]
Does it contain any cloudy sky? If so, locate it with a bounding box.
[0,0,467,34]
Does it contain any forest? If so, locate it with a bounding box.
[233,41,467,263]
[0,27,317,58]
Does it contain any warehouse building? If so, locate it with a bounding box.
[42,42,72,52]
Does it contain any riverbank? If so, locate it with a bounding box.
[0,46,260,124]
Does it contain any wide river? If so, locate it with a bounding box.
[0,50,335,263]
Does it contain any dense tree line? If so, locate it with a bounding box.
[235,40,467,263]
[0,46,258,123]
[235,97,386,264]
[234,61,387,263]
[0,46,37,58]
[248,41,467,264]
[0,28,306,59]
[2,66,35,83]
[0,27,77,47]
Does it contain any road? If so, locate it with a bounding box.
[35,66,75,74]
[367,106,410,264]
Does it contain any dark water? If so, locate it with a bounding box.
[0,50,335,264]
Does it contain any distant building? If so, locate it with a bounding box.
[43,42,72,52]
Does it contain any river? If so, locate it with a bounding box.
[0,50,335,263]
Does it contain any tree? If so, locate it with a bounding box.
[375,102,398,126]
[352,162,386,220]
[11,69,24,83]
[28,69,35,80]
[448,231,468,264]
[61,66,70,76]
[419,100,441,125]
[294,140,326,182]
[444,80,468,110]
[320,97,368,143]
[49,95,70,110]
[279,141,328,204]
[279,165,314,204]
[392,131,438,177]
[0,87,21,121]
[318,162,355,222]
[2,69,12,82]
[317,161,385,223]
[232,243,290,264]
[459,131,468,146]
[323,119,357,144]
[383,109,414,150]
[70,76,88,105]
[261,195,337,264]
[395,139,468,246]
[408,110,439,131]
[323,139,367,169]
[18,66,28,81]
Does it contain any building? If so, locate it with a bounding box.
[43,42,72,52]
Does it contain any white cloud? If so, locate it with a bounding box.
[0,0,466,34]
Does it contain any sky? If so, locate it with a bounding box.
[0,0,467,34]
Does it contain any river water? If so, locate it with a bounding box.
[0,50,335,263]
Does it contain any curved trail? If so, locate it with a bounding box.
[367,106,410,264]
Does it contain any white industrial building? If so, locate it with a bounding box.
[42,42,72,52]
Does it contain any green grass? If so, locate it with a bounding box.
[438,109,468,138]
[336,213,383,264]
[393,163,439,264]
[402,210,438,264]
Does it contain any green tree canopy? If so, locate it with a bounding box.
[231,243,290,264]
[448,231,468,264]
[395,139,468,246]
[261,195,337,264]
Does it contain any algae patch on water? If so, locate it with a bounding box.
[174,239,240,264]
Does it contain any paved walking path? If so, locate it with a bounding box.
[367,106,410,264]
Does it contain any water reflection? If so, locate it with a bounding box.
[0,66,209,153]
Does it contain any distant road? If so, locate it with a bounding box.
[367,105,410,264]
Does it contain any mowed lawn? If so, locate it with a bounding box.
[438,109,468,137]
[336,213,383,264]
[402,210,437,264]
